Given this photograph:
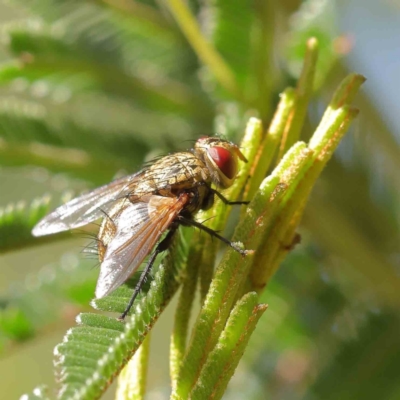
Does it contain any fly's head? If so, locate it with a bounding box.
[194,136,247,188]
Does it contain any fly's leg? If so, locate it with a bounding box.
[118,226,177,321]
[177,216,248,256]
[207,186,249,206]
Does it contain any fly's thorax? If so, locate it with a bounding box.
[139,152,212,195]
[183,184,212,215]
[193,137,247,188]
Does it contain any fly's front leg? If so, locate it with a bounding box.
[213,189,249,205]
[204,184,249,206]
[178,216,248,256]
[118,225,177,321]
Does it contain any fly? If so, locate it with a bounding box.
[32,137,249,320]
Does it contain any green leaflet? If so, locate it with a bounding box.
[55,232,188,400]
[0,195,58,252]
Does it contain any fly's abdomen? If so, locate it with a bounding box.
[97,215,116,262]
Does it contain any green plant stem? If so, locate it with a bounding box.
[170,238,202,389]
[310,73,366,149]
[115,334,150,400]
[189,293,267,400]
[165,0,243,100]
[198,235,215,303]
[251,108,360,292]
[249,73,365,291]
[249,142,313,289]
[244,87,296,202]
[172,176,287,399]
[277,37,318,161]
[329,72,367,109]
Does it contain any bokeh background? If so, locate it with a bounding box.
[0,0,399,399]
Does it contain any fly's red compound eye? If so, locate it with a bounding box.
[208,146,237,179]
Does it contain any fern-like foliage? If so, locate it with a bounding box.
[2,1,398,400]
[0,0,214,188]
[0,195,53,252]
[55,231,188,399]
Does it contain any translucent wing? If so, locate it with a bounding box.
[32,171,144,236]
[95,194,188,298]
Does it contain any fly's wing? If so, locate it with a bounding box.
[95,195,188,299]
[32,171,144,237]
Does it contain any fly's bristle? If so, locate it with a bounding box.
[80,239,101,258]
[89,260,101,270]
[99,208,118,228]
[78,235,101,242]
[74,228,99,240]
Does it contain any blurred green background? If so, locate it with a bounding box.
[0,0,399,399]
